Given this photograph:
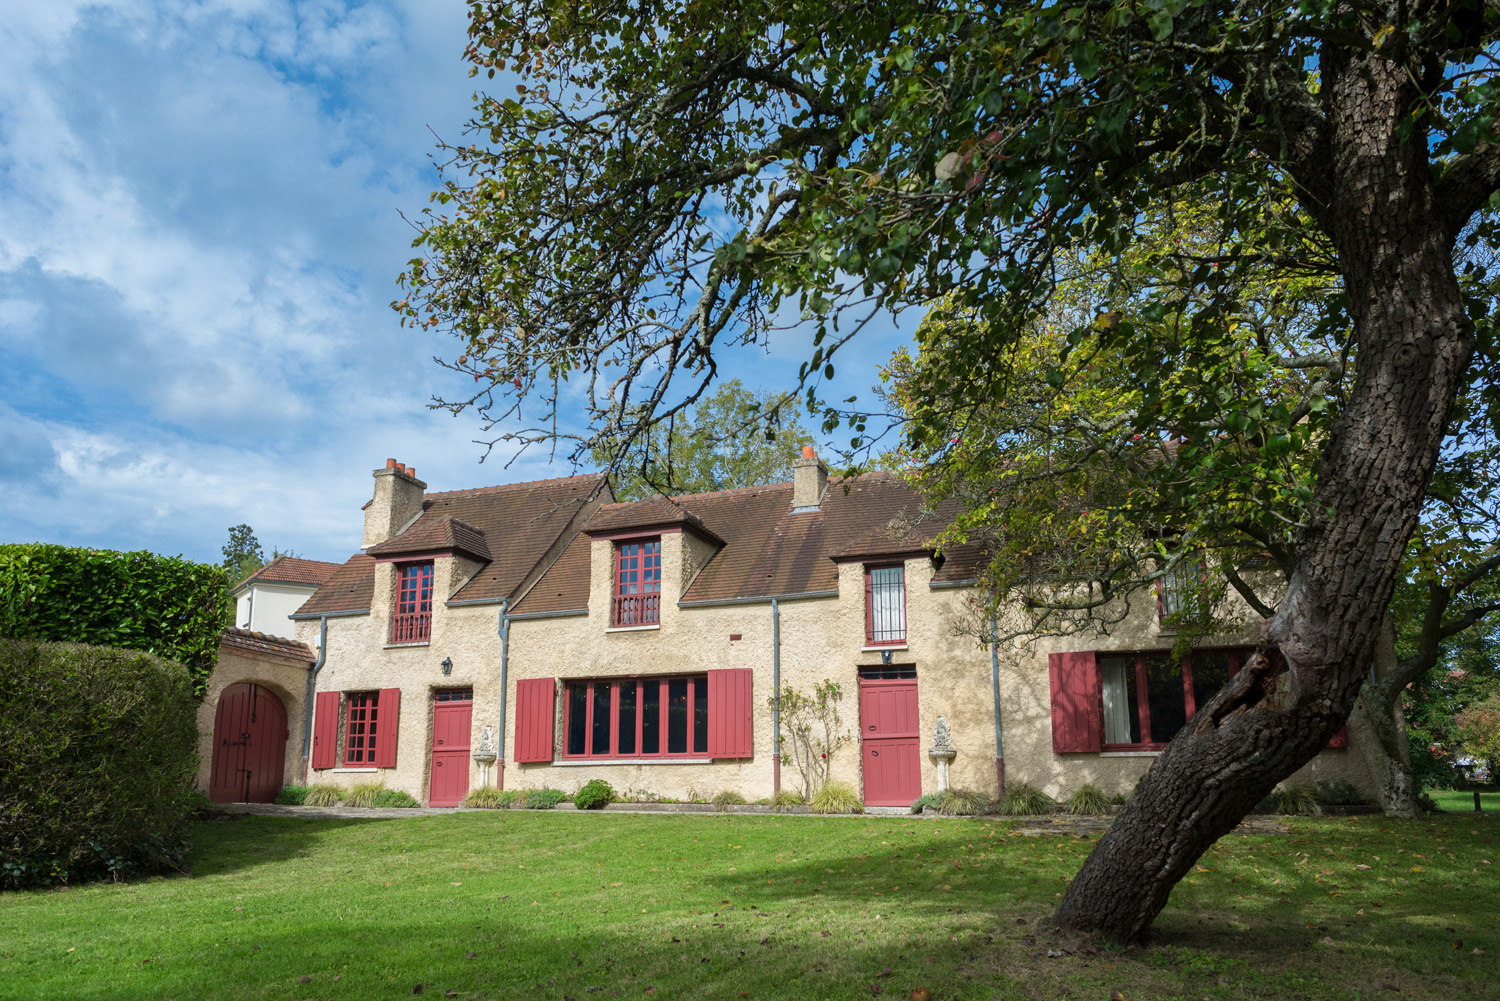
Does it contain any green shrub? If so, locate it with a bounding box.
[911,793,942,814]
[0,640,198,888]
[370,789,419,808]
[1314,779,1366,806]
[809,780,863,814]
[274,785,310,806]
[522,788,567,810]
[998,782,1056,816]
[1063,783,1113,815]
[770,789,806,811]
[302,785,344,807]
[935,788,999,816]
[0,545,231,696]
[711,790,748,809]
[1274,784,1322,816]
[462,787,518,809]
[573,779,616,810]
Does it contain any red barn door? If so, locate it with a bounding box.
[858,674,922,807]
[428,690,473,807]
[209,683,288,803]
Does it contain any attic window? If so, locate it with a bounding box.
[612,539,661,627]
[390,561,433,644]
[865,565,907,646]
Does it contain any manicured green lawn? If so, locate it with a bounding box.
[1427,790,1500,814]
[1,812,1495,1001]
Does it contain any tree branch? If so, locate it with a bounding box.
[1438,140,1500,238]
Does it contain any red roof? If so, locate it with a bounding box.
[367,515,492,561]
[220,626,315,663]
[237,555,343,590]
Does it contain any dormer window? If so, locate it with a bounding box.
[865,565,907,646]
[613,539,662,627]
[390,561,434,644]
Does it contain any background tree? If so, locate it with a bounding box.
[221,524,265,584]
[1403,618,1500,785]
[591,380,815,501]
[400,0,1500,941]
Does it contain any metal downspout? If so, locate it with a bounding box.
[772,597,781,796]
[991,611,1005,799]
[300,615,329,783]
[497,598,510,790]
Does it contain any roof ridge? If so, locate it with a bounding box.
[424,472,604,501]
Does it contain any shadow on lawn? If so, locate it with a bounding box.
[185,814,394,879]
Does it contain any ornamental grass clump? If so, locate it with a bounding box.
[370,789,419,808]
[769,789,806,811]
[1064,783,1114,816]
[809,780,863,815]
[301,785,344,806]
[573,779,615,810]
[522,787,567,810]
[998,782,1056,816]
[936,788,999,816]
[341,783,386,808]
[0,640,198,888]
[711,790,748,809]
[1274,784,1322,816]
[462,787,517,809]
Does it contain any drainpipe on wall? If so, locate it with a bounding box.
[496,598,510,791]
[299,615,329,783]
[772,597,782,796]
[990,610,1005,799]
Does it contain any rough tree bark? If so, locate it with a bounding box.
[1055,45,1479,941]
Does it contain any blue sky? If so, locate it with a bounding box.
[0,1,915,566]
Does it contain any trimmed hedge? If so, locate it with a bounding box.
[0,544,231,696]
[0,640,199,888]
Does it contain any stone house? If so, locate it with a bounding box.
[199,452,1379,806]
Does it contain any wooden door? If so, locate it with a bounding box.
[428,691,473,807]
[858,676,922,807]
[209,683,288,803]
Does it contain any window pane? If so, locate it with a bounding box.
[1189,652,1231,717]
[617,681,637,755]
[692,675,708,754]
[1099,656,1140,744]
[1145,656,1188,742]
[592,681,613,755]
[667,678,688,754]
[641,679,660,754]
[566,682,587,756]
[868,566,906,643]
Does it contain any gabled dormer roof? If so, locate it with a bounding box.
[367,515,492,562]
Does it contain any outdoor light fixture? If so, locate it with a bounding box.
[441,657,453,675]
[881,649,893,665]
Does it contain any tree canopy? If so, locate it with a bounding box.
[402,0,1500,941]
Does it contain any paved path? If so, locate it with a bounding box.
[212,802,1289,834]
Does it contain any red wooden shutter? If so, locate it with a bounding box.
[1327,724,1349,749]
[374,688,401,767]
[514,677,557,762]
[311,690,340,770]
[706,668,753,758]
[1049,651,1102,753]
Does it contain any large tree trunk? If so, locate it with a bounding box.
[1054,50,1476,941]
[1350,685,1421,819]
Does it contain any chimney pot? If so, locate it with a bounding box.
[802,445,816,459]
[386,458,397,469]
[406,467,415,479]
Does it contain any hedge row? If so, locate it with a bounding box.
[0,640,199,888]
[0,543,231,696]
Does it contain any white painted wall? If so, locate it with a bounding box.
[235,583,320,638]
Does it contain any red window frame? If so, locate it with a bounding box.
[390,561,434,644]
[612,539,662,627]
[562,675,709,759]
[343,691,381,765]
[1099,649,1250,750]
[864,564,907,646]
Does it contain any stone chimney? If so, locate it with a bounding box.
[792,445,828,512]
[363,458,427,548]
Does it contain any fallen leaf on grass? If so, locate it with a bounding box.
[298,976,312,983]
[1473,948,1486,955]
[1110,992,1126,1001]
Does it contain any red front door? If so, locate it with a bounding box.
[429,691,473,806]
[209,683,288,803]
[859,675,922,807]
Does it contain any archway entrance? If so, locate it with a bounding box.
[209,683,288,803]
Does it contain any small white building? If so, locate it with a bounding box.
[232,556,342,638]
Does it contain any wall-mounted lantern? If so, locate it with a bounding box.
[441,657,453,676]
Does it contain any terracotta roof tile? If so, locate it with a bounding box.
[236,555,343,590]
[220,626,315,662]
[584,495,720,540]
[367,515,492,561]
[510,533,592,615]
[294,553,376,616]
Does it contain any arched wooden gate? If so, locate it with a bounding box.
[209,683,289,803]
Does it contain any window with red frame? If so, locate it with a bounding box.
[343,691,382,764]
[865,565,907,645]
[612,540,662,626]
[564,675,708,758]
[1099,649,1244,747]
[390,561,434,644]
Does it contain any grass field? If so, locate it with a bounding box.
[1427,790,1500,814]
[1,811,1495,1001]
